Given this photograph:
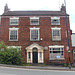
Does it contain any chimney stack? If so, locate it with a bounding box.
[61,4,65,12]
[4,4,10,13]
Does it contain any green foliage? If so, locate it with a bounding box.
[0,41,24,65]
[42,63,46,66]
[0,41,7,49]
[64,63,67,67]
[22,63,32,66]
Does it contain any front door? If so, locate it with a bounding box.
[33,52,38,63]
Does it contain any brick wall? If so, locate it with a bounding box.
[0,16,73,64]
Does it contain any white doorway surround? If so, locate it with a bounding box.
[26,43,44,63]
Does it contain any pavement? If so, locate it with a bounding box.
[0,64,75,71]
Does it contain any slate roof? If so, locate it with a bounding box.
[1,10,68,16]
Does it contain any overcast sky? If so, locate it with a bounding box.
[0,0,75,32]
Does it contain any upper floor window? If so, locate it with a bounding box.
[9,28,19,41]
[51,17,60,25]
[30,28,39,41]
[51,27,61,41]
[10,17,19,25]
[30,17,39,25]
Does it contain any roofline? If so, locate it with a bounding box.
[1,15,69,18]
[1,10,69,16]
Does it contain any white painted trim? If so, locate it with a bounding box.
[49,45,64,48]
[9,28,19,41]
[10,17,19,19]
[30,17,39,19]
[50,58,65,60]
[52,28,61,41]
[51,17,60,19]
[30,27,40,30]
[30,17,39,25]
[51,27,61,30]
[30,19,39,25]
[9,27,19,30]
[10,17,19,25]
[30,28,40,41]
[51,18,60,25]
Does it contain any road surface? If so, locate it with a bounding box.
[0,66,75,75]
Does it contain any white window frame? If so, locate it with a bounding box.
[51,17,60,25]
[51,27,61,41]
[73,50,75,60]
[9,28,19,41]
[10,17,19,25]
[30,17,39,25]
[49,45,64,60]
[30,27,40,41]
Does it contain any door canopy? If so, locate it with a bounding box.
[26,43,44,51]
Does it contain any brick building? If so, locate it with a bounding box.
[0,4,73,64]
[71,33,75,64]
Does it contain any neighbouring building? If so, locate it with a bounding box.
[0,4,74,64]
[71,33,75,64]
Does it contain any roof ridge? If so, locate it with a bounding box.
[1,10,68,16]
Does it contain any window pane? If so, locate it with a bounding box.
[61,51,64,55]
[53,51,60,53]
[52,19,60,25]
[53,30,60,36]
[28,52,31,59]
[49,47,64,60]
[40,52,42,59]
[31,30,38,40]
[10,30,18,40]
[53,48,60,50]
[52,29,61,40]
[10,19,18,25]
[30,19,39,25]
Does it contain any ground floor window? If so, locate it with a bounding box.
[73,50,75,60]
[40,52,42,59]
[49,45,64,60]
[28,52,31,59]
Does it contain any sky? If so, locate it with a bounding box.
[0,0,75,32]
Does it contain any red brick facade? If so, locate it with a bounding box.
[0,4,74,64]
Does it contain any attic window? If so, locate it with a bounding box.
[30,17,39,25]
[10,17,19,25]
[51,17,60,25]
